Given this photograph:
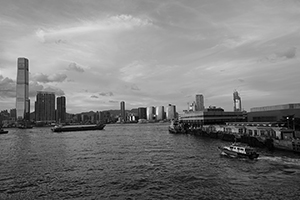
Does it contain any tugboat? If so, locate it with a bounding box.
[218,143,259,160]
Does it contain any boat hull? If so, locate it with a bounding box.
[0,130,8,134]
[52,124,106,132]
[219,147,259,160]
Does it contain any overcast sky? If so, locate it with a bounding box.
[1,0,300,114]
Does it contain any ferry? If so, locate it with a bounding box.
[51,123,105,132]
[218,143,259,160]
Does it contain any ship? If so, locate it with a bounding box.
[0,128,8,134]
[218,143,259,160]
[168,120,186,134]
[51,123,106,132]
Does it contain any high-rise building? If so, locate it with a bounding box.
[195,94,204,111]
[166,104,176,120]
[56,96,66,123]
[138,107,147,120]
[120,101,126,122]
[16,57,30,120]
[233,91,242,112]
[147,106,155,121]
[35,91,55,122]
[156,106,164,121]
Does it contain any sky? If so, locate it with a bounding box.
[1,0,300,114]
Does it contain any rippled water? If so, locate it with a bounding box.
[1,123,300,199]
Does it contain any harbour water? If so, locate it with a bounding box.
[1,123,300,199]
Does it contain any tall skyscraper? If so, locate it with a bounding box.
[166,104,176,120]
[120,101,126,122]
[35,91,55,122]
[16,57,30,121]
[156,106,164,121]
[233,91,242,112]
[195,94,204,111]
[57,96,66,123]
[146,106,155,121]
[138,107,147,120]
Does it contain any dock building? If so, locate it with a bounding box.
[248,103,300,122]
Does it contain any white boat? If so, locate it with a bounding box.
[218,143,259,159]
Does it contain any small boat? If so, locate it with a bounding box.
[51,123,106,132]
[218,143,259,160]
[168,120,186,134]
[0,129,8,134]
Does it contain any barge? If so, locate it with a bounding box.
[51,123,105,132]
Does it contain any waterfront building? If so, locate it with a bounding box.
[180,106,244,125]
[195,94,205,111]
[16,57,30,121]
[56,96,66,123]
[35,91,55,122]
[138,107,147,120]
[120,101,126,122]
[156,106,165,121]
[233,91,242,112]
[10,109,16,121]
[248,103,300,123]
[147,106,155,121]
[166,104,176,120]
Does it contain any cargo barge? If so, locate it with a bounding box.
[51,123,105,132]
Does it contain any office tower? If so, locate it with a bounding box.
[57,96,66,123]
[166,104,176,120]
[120,101,125,122]
[146,106,155,121]
[10,108,17,121]
[156,106,164,121]
[195,94,204,111]
[35,91,55,122]
[138,107,147,120]
[16,57,30,120]
[233,91,242,112]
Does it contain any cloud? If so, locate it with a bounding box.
[91,95,99,98]
[99,92,114,96]
[32,73,67,83]
[109,100,118,103]
[28,82,65,97]
[43,86,65,96]
[67,62,85,73]
[131,84,140,91]
[35,14,152,44]
[0,75,15,98]
[259,47,297,63]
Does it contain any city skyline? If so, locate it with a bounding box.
[1,0,300,113]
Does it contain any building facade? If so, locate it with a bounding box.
[56,96,66,123]
[195,94,204,111]
[147,106,155,121]
[138,107,147,120]
[233,91,242,112]
[156,106,165,121]
[248,103,300,123]
[16,57,30,121]
[120,101,126,122]
[166,104,176,120]
[35,91,55,122]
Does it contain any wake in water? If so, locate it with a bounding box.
[259,155,300,167]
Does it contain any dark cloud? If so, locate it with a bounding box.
[99,92,114,96]
[91,95,99,98]
[276,47,297,59]
[32,73,67,83]
[67,63,85,73]
[131,84,140,91]
[0,75,15,98]
[238,79,245,83]
[259,47,297,63]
